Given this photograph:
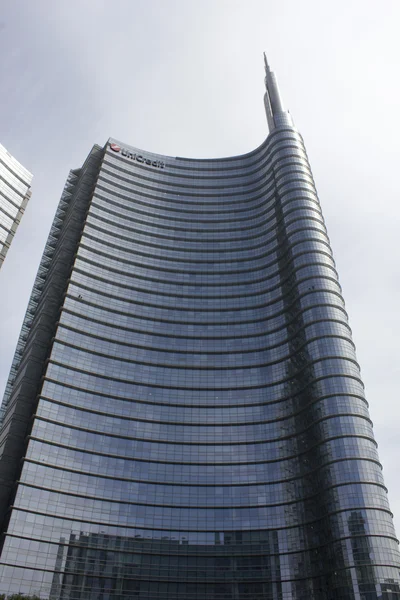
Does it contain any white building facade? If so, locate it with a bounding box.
[0,143,32,268]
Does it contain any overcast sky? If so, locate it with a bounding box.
[1,0,400,532]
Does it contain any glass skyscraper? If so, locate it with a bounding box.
[0,58,399,599]
[0,143,32,268]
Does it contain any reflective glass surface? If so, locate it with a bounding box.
[0,131,399,599]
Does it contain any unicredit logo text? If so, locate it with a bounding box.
[109,143,165,169]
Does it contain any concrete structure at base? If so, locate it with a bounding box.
[0,143,32,268]
[0,57,399,599]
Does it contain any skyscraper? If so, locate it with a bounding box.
[0,143,32,268]
[0,57,398,599]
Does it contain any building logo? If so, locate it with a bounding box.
[109,143,165,169]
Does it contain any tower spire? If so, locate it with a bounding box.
[263,53,292,132]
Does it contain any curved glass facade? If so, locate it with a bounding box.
[0,112,399,597]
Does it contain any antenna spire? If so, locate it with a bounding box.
[263,53,292,132]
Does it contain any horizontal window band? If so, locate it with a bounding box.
[60,306,351,344]
[33,410,372,448]
[0,173,25,201]
[37,391,369,428]
[52,333,357,372]
[0,200,18,223]
[92,178,319,228]
[106,129,306,178]
[23,454,382,488]
[79,226,331,270]
[65,290,346,331]
[56,320,354,356]
[6,529,398,561]
[28,433,377,466]
[0,188,24,214]
[41,371,366,410]
[14,479,389,512]
[2,558,399,587]
[104,150,313,190]
[5,502,394,535]
[45,356,363,392]
[101,160,314,205]
[77,242,336,282]
[104,140,311,188]
[89,183,322,234]
[97,164,314,212]
[86,193,322,244]
[1,540,399,583]
[98,165,313,217]
[84,209,330,257]
[50,336,361,378]
[73,253,338,294]
[0,155,31,186]
[103,142,312,194]
[0,220,10,234]
[34,412,372,451]
[63,290,348,329]
[98,169,270,205]
[67,274,343,322]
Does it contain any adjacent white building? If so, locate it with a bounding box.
[0,143,32,267]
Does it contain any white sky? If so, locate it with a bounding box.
[1,0,400,532]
